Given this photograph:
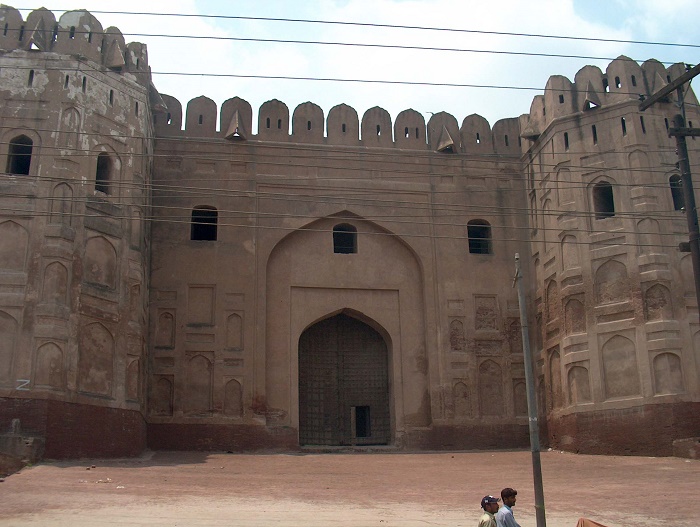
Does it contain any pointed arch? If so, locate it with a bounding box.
[595,260,629,304]
[478,359,504,416]
[601,335,640,399]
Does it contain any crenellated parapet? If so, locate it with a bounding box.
[0,6,150,85]
[155,94,521,155]
[521,56,699,142]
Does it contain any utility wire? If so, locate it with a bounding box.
[18,9,700,51]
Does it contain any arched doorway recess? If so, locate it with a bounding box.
[298,313,390,446]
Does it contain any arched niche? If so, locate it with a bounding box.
[449,319,465,351]
[652,352,684,395]
[549,348,563,409]
[78,322,114,396]
[224,379,243,417]
[185,354,212,415]
[601,335,640,399]
[594,260,629,305]
[34,342,64,389]
[453,381,471,417]
[564,298,586,335]
[84,236,117,289]
[0,311,18,381]
[637,218,662,256]
[152,376,173,415]
[155,311,175,348]
[546,280,559,322]
[557,168,574,205]
[126,358,140,401]
[226,313,243,350]
[567,365,591,405]
[59,107,80,149]
[561,235,580,270]
[478,359,504,416]
[0,221,28,271]
[50,183,73,225]
[513,380,527,416]
[644,283,672,321]
[41,261,69,305]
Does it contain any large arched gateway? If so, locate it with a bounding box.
[298,314,390,446]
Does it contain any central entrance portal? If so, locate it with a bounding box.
[298,313,390,446]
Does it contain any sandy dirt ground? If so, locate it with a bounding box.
[0,449,697,527]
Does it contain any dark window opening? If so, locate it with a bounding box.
[277,119,282,129]
[333,224,357,254]
[543,106,546,116]
[504,135,509,147]
[631,75,637,87]
[135,101,139,116]
[88,31,92,43]
[564,132,569,151]
[198,114,203,125]
[342,123,346,133]
[640,116,646,134]
[603,78,609,92]
[404,126,409,138]
[592,125,598,145]
[191,207,218,241]
[559,94,564,104]
[621,117,627,136]
[136,58,140,69]
[18,24,24,41]
[266,117,270,129]
[467,220,492,254]
[354,406,371,438]
[667,75,671,83]
[69,26,75,39]
[27,69,34,87]
[376,124,381,136]
[166,113,172,125]
[665,118,669,130]
[476,132,481,144]
[615,76,621,88]
[109,89,113,106]
[307,120,311,131]
[95,152,112,194]
[6,135,33,175]
[3,23,7,36]
[64,74,69,89]
[82,76,86,93]
[593,182,615,219]
[415,127,419,139]
[670,175,684,211]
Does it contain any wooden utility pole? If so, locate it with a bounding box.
[640,63,700,311]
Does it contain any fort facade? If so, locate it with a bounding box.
[0,7,698,459]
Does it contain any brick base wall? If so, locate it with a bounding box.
[404,423,531,451]
[147,423,299,451]
[548,402,700,456]
[0,397,147,459]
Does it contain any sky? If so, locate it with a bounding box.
[11,0,700,133]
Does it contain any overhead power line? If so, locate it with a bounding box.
[19,9,700,50]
